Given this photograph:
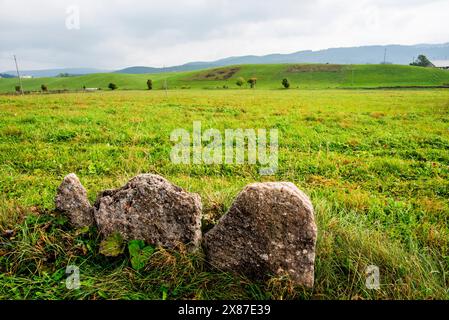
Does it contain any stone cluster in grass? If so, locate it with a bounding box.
[55,173,317,288]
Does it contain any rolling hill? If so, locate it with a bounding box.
[3,43,448,78]
[1,64,449,93]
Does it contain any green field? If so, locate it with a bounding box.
[0,88,448,299]
[1,64,449,93]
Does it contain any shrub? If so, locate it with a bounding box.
[410,55,433,67]
[108,83,118,90]
[41,84,48,92]
[147,79,153,90]
[282,78,290,89]
[15,86,21,93]
[236,77,245,87]
[247,78,257,89]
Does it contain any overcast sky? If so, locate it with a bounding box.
[1,0,449,71]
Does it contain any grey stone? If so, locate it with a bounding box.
[203,182,317,288]
[94,174,202,250]
[55,173,94,228]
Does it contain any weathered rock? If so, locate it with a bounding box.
[55,173,95,228]
[203,182,317,288]
[94,174,202,249]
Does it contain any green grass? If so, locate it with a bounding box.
[1,64,449,93]
[0,89,448,299]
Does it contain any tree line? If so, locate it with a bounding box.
[22,77,293,93]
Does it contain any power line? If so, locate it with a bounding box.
[13,55,24,95]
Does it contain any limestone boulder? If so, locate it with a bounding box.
[94,174,202,250]
[203,182,317,288]
[55,173,94,228]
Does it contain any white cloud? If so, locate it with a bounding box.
[0,0,448,70]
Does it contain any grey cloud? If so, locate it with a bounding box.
[0,0,448,70]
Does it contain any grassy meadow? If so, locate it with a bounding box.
[0,87,449,300]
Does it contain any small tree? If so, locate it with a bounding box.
[236,77,245,87]
[410,55,433,67]
[247,77,257,89]
[108,83,118,90]
[282,78,290,89]
[147,79,153,90]
[15,85,21,93]
[41,84,48,92]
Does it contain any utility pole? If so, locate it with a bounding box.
[13,55,24,95]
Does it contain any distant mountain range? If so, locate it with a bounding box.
[115,43,449,74]
[0,73,15,78]
[0,68,109,78]
[2,43,449,77]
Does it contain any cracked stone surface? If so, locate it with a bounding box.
[55,173,95,228]
[94,174,202,250]
[203,182,317,288]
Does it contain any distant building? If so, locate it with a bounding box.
[21,75,33,79]
[431,60,449,70]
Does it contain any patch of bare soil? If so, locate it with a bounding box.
[190,67,241,80]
